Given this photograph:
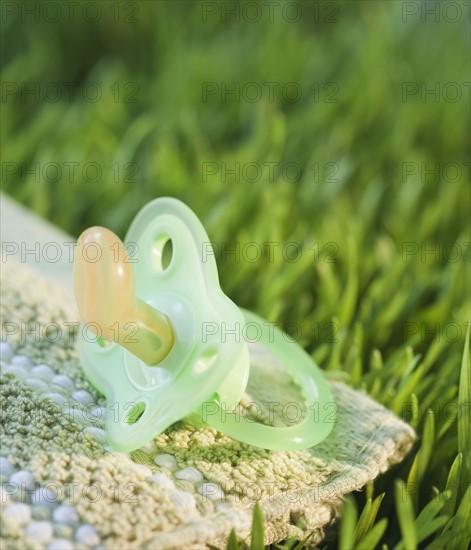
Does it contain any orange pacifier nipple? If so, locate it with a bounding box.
[73,226,174,365]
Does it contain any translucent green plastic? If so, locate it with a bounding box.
[76,197,335,452]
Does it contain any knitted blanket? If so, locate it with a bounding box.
[0,260,415,549]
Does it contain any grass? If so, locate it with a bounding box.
[1,1,469,548]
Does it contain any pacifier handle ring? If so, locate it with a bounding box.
[202,309,336,451]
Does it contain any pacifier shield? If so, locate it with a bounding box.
[77,198,250,452]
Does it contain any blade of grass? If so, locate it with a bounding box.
[355,518,388,550]
[250,503,265,550]
[447,485,471,549]
[339,496,357,550]
[353,498,372,544]
[227,528,239,550]
[394,480,417,550]
[457,326,470,498]
[414,494,450,544]
[407,409,435,510]
[442,454,462,518]
[354,493,385,544]
[291,531,314,550]
[427,486,471,550]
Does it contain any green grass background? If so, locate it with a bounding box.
[1,1,470,548]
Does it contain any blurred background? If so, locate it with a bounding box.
[1,1,469,546]
[2,0,468,345]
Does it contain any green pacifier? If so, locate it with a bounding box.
[73,197,335,452]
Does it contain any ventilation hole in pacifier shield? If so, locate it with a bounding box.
[124,401,146,425]
[194,348,218,374]
[151,234,173,273]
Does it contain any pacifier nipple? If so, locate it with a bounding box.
[73,226,174,365]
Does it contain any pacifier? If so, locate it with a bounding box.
[73,197,335,452]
